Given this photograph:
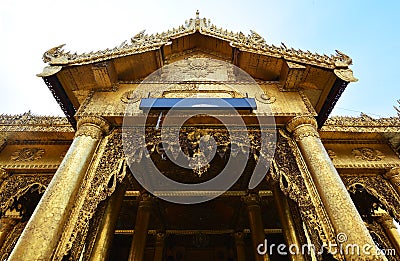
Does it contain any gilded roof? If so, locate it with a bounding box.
[41,11,353,70]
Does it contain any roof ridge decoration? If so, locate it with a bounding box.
[39,11,356,81]
[0,111,70,126]
[324,113,400,127]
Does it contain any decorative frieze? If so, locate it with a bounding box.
[352,147,385,161]
[10,148,45,162]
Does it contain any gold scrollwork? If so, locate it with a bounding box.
[0,168,8,185]
[352,147,385,161]
[0,174,52,214]
[10,148,45,162]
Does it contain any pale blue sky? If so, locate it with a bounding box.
[0,0,399,118]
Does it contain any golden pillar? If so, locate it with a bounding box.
[384,167,400,196]
[375,210,400,255]
[234,232,246,261]
[128,193,153,261]
[243,193,270,261]
[273,186,306,261]
[286,116,383,260]
[154,232,166,261]
[89,181,126,261]
[8,116,110,261]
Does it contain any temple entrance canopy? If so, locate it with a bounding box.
[38,11,356,129]
[1,11,399,261]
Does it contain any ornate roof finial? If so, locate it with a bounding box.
[196,10,200,19]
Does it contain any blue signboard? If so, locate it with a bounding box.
[139,98,257,111]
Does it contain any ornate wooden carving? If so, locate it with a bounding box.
[271,130,339,260]
[54,130,126,260]
[341,175,400,222]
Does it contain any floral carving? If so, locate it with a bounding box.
[352,147,385,161]
[10,148,45,162]
[164,57,224,80]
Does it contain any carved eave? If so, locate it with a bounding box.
[37,12,357,128]
[0,114,74,172]
[0,113,74,142]
[321,115,400,154]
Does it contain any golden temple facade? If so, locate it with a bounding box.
[1,12,400,261]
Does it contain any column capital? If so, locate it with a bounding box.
[286,115,318,133]
[242,193,261,206]
[286,116,319,141]
[139,193,154,208]
[75,116,110,139]
[234,231,245,241]
[156,232,166,241]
